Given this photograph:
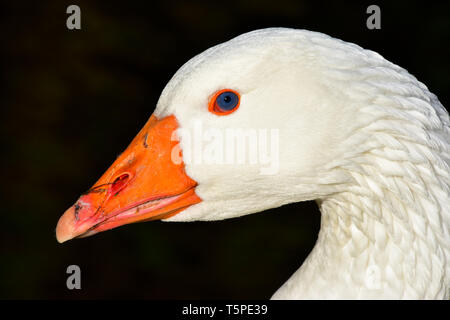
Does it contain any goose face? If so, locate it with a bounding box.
[56,29,353,241]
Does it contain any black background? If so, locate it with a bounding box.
[1,1,449,299]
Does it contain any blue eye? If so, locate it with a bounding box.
[216,91,239,110]
[209,89,240,115]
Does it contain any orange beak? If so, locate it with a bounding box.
[56,114,201,243]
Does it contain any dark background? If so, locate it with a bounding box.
[1,1,449,299]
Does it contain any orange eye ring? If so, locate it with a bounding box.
[208,89,240,116]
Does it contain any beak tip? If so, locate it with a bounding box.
[55,232,69,243]
[56,206,77,243]
[56,236,66,244]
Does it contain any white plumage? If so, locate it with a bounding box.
[153,28,450,299]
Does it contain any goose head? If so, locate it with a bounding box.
[57,28,353,235]
[56,28,450,299]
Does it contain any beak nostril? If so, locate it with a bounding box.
[110,173,130,196]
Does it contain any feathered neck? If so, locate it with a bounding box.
[273,149,449,299]
[272,59,450,298]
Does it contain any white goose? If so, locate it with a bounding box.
[56,28,450,299]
